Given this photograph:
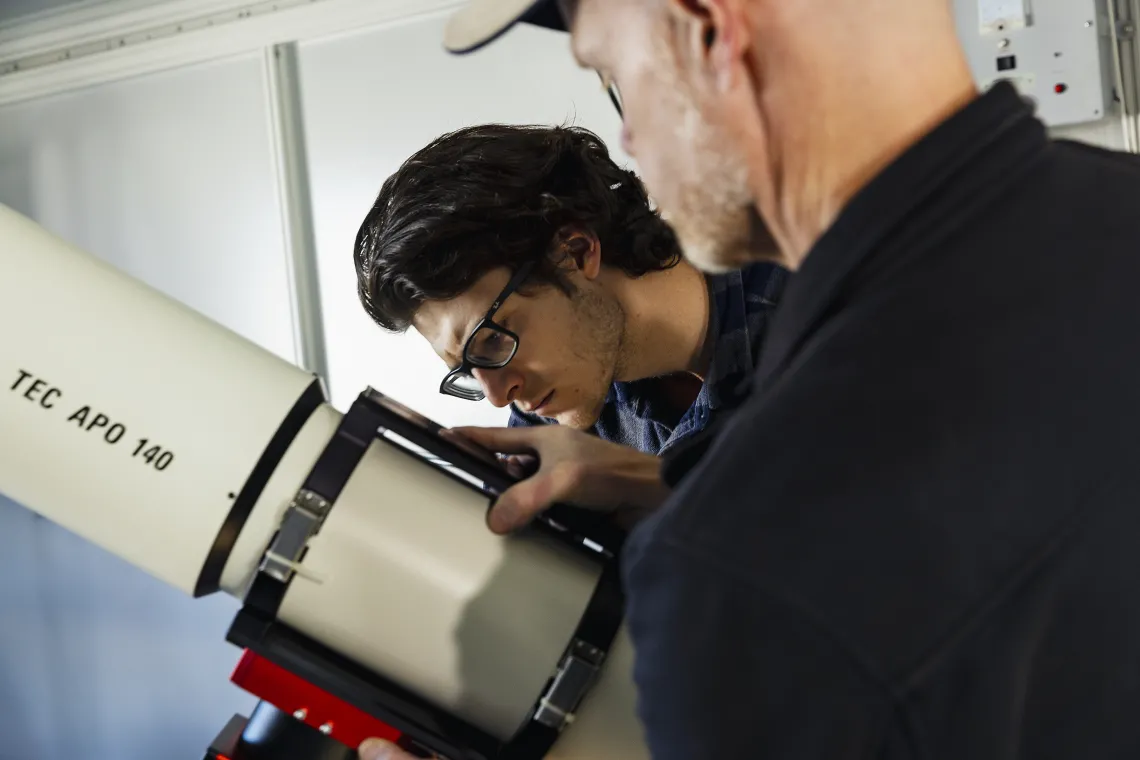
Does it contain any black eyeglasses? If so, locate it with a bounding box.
[598,71,623,118]
[440,260,536,401]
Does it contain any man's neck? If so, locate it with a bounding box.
[603,260,713,384]
[744,1,979,270]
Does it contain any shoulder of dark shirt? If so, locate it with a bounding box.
[623,109,1140,760]
[631,137,1140,672]
[1052,136,1140,170]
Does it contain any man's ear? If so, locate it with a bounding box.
[666,0,750,91]
[551,227,603,280]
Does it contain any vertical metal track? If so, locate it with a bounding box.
[1107,0,1140,151]
[264,41,331,382]
[1125,0,1140,151]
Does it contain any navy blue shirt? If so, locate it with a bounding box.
[623,83,1140,759]
[508,262,788,455]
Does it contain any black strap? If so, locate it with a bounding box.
[571,559,625,651]
[195,378,326,598]
[239,388,627,760]
[244,391,388,617]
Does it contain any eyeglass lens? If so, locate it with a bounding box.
[466,326,517,366]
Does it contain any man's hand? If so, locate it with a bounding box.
[357,738,420,760]
[444,425,670,534]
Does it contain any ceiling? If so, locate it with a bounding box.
[0,0,134,26]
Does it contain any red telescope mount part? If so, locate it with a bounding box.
[230,649,403,748]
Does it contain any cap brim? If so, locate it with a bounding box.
[443,0,566,54]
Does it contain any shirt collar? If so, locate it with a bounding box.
[701,271,735,409]
[703,265,785,411]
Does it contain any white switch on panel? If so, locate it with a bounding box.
[978,0,1029,33]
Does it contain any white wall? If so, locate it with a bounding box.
[0,58,298,361]
[297,11,629,427]
[1051,115,1130,150]
[0,51,291,758]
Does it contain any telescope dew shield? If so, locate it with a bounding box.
[278,434,601,740]
[233,389,650,759]
[0,203,322,596]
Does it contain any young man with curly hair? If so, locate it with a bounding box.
[353,123,786,456]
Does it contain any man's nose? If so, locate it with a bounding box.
[471,367,520,408]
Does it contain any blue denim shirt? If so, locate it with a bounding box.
[509,261,788,455]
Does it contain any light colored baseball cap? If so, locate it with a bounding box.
[443,0,566,54]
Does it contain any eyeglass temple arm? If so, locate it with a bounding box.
[595,71,623,119]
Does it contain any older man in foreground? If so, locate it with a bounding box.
[363,1,1140,758]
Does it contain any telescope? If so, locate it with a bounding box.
[0,203,650,760]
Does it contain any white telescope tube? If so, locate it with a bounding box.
[0,202,320,596]
[0,204,648,759]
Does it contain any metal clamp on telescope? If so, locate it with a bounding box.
[224,387,627,760]
[259,488,331,584]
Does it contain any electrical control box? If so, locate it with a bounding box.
[953,0,1115,127]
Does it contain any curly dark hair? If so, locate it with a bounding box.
[353,123,681,333]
